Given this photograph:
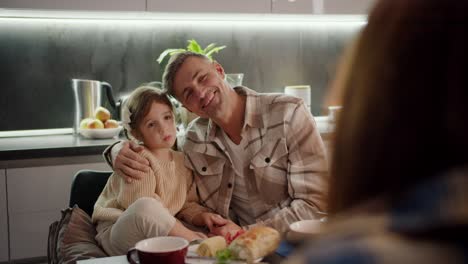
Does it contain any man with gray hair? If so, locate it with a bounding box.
[105,51,328,236]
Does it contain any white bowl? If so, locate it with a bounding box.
[79,126,122,139]
[287,220,323,242]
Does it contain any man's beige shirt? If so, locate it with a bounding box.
[180,86,328,233]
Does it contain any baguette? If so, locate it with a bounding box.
[228,226,280,263]
[196,236,227,257]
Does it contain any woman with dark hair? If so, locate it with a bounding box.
[285,0,468,263]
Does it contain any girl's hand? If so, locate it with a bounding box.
[193,212,229,232]
[210,220,242,238]
[194,231,208,240]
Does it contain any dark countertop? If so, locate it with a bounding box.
[0,118,334,162]
[0,134,123,161]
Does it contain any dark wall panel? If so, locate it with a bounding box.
[0,16,363,131]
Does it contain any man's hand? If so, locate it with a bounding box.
[192,212,229,232]
[210,219,242,237]
[114,141,149,183]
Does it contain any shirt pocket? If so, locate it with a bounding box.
[249,137,289,202]
[250,137,288,169]
[185,152,225,176]
[184,151,225,208]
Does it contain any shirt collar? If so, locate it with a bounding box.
[235,86,264,129]
[206,86,264,141]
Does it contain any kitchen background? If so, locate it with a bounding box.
[0,1,373,262]
[0,7,366,132]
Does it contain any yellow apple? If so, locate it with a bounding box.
[86,119,104,129]
[79,118,93,129]
[104,119,119,129]
[94,106,111,123]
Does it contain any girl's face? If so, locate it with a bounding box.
[133,101,177,150]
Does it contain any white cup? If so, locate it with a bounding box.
[285,85,311,111]
[287,219,323,242]
[225,73,244,87]
[328,105,342,123]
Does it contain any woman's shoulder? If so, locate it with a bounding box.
[287,227,465,264]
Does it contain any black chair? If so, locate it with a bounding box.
[48,170,112,263]
[69,170,112,217]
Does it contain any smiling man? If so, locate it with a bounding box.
[106,51,328,236]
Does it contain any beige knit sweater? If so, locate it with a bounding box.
[92,149,209,225]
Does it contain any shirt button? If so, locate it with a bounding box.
[202,167,207,172]
[228,183,233,188]
[265,157,271,163]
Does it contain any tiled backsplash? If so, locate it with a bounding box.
[0,14,364,131]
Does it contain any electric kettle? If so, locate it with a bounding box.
[71,79,119,134]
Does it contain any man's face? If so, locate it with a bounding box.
[172,56,229,119]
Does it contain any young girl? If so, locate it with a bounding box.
[92,86,222,256]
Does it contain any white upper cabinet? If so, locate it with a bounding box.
[272,0,314,14]
[322,0,376,14]
[0,0,374,14]
[272,0,376,15]
[0,0,146,11]
[147,0,271,13]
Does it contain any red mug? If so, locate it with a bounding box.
[127,236,189,264]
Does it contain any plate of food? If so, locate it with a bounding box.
[186,226,280,264]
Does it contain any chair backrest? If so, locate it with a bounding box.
[69,170,112,216]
